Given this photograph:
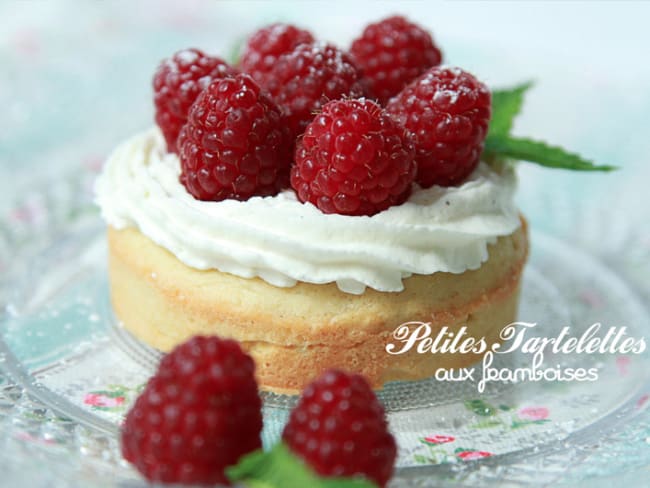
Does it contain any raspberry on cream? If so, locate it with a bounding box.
[264,42,367,140]
[387,67,492,187]
[95,127,520,295]
[291,98,416,216]
[178,74,291,201]
[350,15,442,104]
[153,48,234,153]
[238,23,314,86]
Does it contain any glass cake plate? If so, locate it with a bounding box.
[1,171,649,487]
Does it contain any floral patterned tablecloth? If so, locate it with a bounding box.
[1,1,650,487]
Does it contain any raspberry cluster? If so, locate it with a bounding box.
[152,16,490,214]
[122,337,396,487]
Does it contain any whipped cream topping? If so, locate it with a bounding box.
[95,128,520,294]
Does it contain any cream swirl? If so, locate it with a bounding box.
[95,128,520,294]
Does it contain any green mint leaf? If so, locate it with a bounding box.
[484,83,616,171]
[320,478,378,488]
[227,444,317,487]
[240,480,276,488]
[228,36,246,65]
[488,82,533,138]
[484,135,616,171]
[227,443,377,488]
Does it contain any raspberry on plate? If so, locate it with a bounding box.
[386,66,491,187]
[264,42,367,140]
[291,98,416,216]
[153,48,235,153]
[238,23,314,87]
[121,336,262,485]
[350,15,442,105]
[282,369,397,488]
[178,73,291,201]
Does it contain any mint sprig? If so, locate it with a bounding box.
[483,83,616,171]
[228,36,246,65]
[227,443,377,488]
[488,81,533,138]
[484,136,616,171]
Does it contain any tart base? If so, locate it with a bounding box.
[107,219,528,393]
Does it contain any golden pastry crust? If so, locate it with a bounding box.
[107,218,528,393]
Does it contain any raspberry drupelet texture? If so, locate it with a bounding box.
[386,66,491,187]
[178,73,292,201]
[121,336,262,486]
[350,15,442,105]
[238,23,314,87]
[282,369,397,488]
[264,42,368,140]
[153,48,235,153]
[291,98,416,216]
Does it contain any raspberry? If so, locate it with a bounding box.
[178,74,291,201]
[291,98,415,216]
[121,336,262,485]
[386,67,491,187]
[239,23,314,87]
[153,48,235,153]
[350,15,442,105]
[282,369,397,487]
[265,42,367,140]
